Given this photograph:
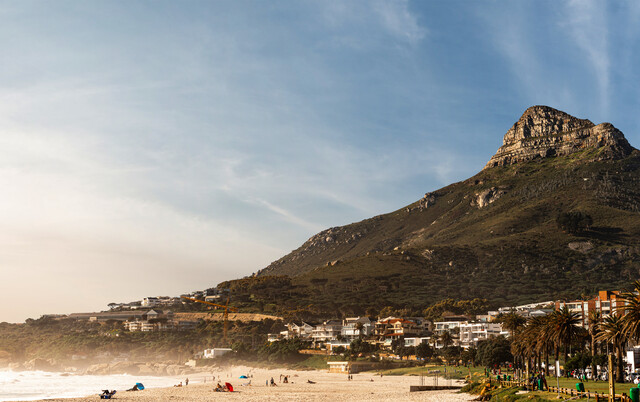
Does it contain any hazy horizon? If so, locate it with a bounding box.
[1,0,639,322]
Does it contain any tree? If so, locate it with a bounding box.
[461,347,477,366]
[556,211,593,234]
[587,310,601,379]
[442,346,463,363]
[349,338,376,356]
[501,312,526,338]
[552,306,581,373]
[398,346,415,360]
[595,314,626,382]
[618,280,640,341]
[416,342,434,360]
[476,336,512,368]
[564,352,591,373]
[440,331,454,349]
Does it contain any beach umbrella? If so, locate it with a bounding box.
[239,375,248,378]
[135,383,145,390]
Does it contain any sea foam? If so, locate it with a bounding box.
[0,370,187,401]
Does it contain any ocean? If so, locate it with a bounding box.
[0,370,189,401]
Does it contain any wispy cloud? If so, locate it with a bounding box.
[372,0,426,45]
[562,0,611,113]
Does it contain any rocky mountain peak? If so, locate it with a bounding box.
[484,106,634,169]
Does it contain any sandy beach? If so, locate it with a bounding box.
[34,366,473,401]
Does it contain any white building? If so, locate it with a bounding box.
[404,337,430,347]
[459,322,506,348]
[286,322,314,339]
[341,317,373,341]
[312,320,343,344]
[203,348,232,359]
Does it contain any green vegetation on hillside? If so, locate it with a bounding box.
[223,153,640,316]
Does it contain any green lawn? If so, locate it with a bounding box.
[551,376,636,395]
[379,365,640,397]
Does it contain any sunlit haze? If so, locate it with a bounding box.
[1,1,639,322]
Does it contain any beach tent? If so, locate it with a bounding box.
[225,382,234,392]
[239,375,248,378]
[135,383,145,390]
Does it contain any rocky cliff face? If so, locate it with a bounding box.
[484,106,633,169]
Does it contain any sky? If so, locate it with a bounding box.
[1,1,639,323]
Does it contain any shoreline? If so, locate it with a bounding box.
[21,366,472,401]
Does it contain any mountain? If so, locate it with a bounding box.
[223,106,640,317]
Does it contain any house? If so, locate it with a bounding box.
[142,297,160,307]
[341,317,373,341]
[327,361,379,373]
[555,290,625,328]
[327,340,351,353]
[327,361,350,373]
[311,320,343,344]
[433,320,462,336]
[375,317,420,340]
[203,348,232,359]
[459,322,506,348]
[267,332,286,342]
[286,322,314,339]
[404,337,431,347]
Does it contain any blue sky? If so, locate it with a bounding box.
[1,1,639,322]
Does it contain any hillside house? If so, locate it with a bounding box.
[286,322,314,339]
[459,322,507,348]
[341,317,373,341]
[311,320,343,345]
[375,317,420,340]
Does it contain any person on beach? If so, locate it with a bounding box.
[185,378,189,386]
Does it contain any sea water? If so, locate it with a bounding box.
[0,370,188,401]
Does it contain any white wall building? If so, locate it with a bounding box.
[459,322,506,348]
[203,348,232,358]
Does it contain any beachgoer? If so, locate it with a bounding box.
[185,378,189,386]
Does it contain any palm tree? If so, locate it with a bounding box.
[618,280,640,340]
[596,314,626,382]
[534,315,555,376]
[440,330,454,349]
[587,310,601,379]
[503,311,526,338]
[552,306,581,375]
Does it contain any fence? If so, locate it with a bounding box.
[498,379,633,401]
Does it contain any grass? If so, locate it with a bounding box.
[225,152,640,317]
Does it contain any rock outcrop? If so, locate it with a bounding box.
[484,106,633,169]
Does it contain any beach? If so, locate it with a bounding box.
[34,366,473,401]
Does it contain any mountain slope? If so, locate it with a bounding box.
[232,106,640,315]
